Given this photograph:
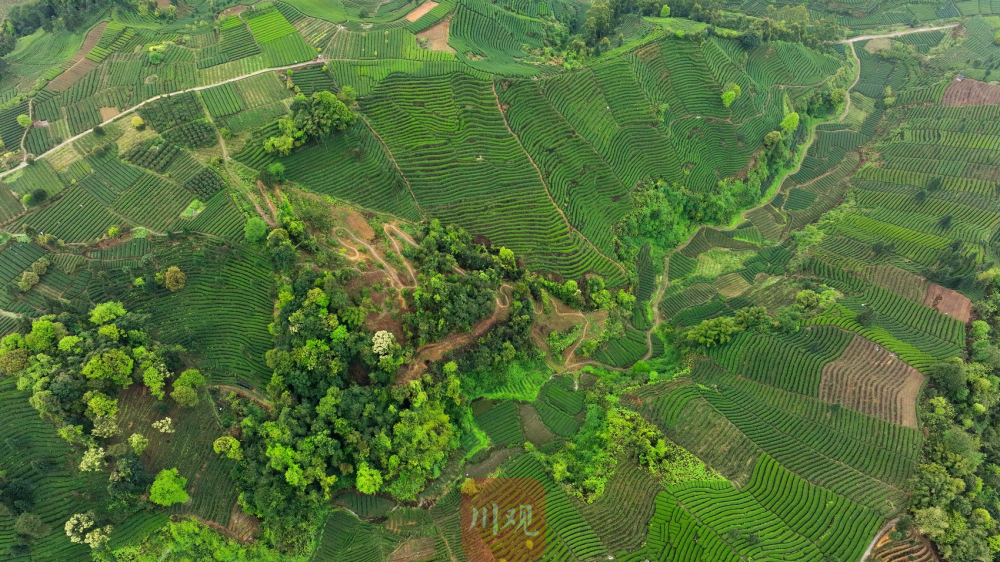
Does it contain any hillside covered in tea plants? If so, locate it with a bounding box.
[0,0,994,560]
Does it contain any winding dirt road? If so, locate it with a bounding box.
[638,23,955,362]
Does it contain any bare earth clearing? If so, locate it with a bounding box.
[943,77,1000,107]
[924,283,973,323]
[819,335,924,428]
[99,106,120,121]
[46,21,107,91]
[416,18,455,53]
[404,0,437,21]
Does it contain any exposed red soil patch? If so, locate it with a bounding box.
[227,502,260,542]
[214,385,271,408]
[942,78,1000,107]
[405,0,438,22]
[46,22,107,92]
[415,18,455,53]
[220,4,247,17]
[924,283,972,323]
[819,335,924,428]
[865,526,939,562]
[345,208,375,240]
[99,106,120,121]
[48,59,98,93]
[84,233,133,255]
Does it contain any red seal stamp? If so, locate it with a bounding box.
[461,477,546,562]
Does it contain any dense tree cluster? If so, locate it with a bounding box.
[222,220,548,552]
[106,517,285,561]
[613,179,693,264]
[0,302,205,554]
[535,368,718,503]
[263,91,355,156]
[228,267,463,552]
[910,276,1000,560]
[401,220,501,345]
[574,0,839,51]
[677,285,836,349]
[404,221,543,396]
[615,108,800,269]
[0,0,116,56]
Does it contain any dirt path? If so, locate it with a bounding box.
[641,270,668,361]
[255,180,280,222]
[532,296,625,372]
[247,184,276,226]
[21,99,31,154]
[334,226,413,310]
[844,23,959,43]
[396,287,512,385]
[860,518,898,561]
[637,27,937,362]
[544,299,588,367]
[210,108,276,227]
[2,56,338,175]
[490,81,629,282]
[384,222,418,247]
[383,223,418,286]
[322,25,346,58]
[214,384,271,408]
[358,115,423,213]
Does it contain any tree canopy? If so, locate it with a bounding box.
[149,468,189,506]
[263,91,355,156]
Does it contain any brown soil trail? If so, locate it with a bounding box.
[533,296,622,372]
[247,187,276,227]
[385,223,419,247]
[333,226,413,308]
[547,299,591,369]
[405,0,438,21]
[255,181,280,222]
[396,286,513,385]
[383,223,419,286]
[46,22,107,91]
[490,81,629,283]
[214,384,271,408]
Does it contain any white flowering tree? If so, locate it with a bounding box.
[65,512,95,543]
[79,447,105,472]
[152,417,175,433]
[372,330,394,357]
[84,525,113,549]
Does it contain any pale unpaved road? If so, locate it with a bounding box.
[640,23,957,360]
[2,21,962,181]
[0,57,330,179]
[844,23,959,43]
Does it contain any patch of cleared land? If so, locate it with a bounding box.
[405,0,437,21]
[416,18,455,53]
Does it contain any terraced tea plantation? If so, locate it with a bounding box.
[0,0,994,558]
